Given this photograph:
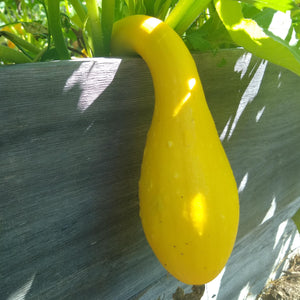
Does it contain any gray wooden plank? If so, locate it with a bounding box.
[0,50,299,299]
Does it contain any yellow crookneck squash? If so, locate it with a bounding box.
[111,15,239,285]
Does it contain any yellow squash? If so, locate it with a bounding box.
[111,15,239,285]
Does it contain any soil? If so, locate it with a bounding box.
[257,254,300,300]
[171,254,300,300]
[172,285,205,300]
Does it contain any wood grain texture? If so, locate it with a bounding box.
[0,50,299,299]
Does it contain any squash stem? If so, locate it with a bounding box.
[47,0,70,60]
[69,0,87,24]
[166,0,211,35]
[102,0,115,55]
[86,0,105,57]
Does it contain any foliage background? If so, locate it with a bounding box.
[0,0,300,76]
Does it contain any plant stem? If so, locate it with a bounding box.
[86,0,104,57]
[21,0,34,44]
[157,0,173,20]
[21,0,29,22]
[102,0,115,55]
[47,0,70,59]
[127,0,135,15]
[0,45,32,64]
[166,0,211,35]
[0,31,41,54]
[33,47,48,62]
[69,0,87,24]
[69,0,94,56]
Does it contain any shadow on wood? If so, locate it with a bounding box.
[0,50,299,299]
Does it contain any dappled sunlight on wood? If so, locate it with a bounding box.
[219,52,268,141]
[260,197,277,225]
[227,58,268,140]
[238,172,248,194]
[7,273,35,300]
[255,106,266,122]
[234,52,252,79]
[63,59,121,112]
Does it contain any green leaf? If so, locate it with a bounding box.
[0,44,32,63]
[124,0,146,15]
[0,30,41,54]
[114,0,130,21]
[22,21,48,38]
[166,0,212,35]
[215,0,300,76]
[291,7,300,39]
[143,0,156,16]
[240,0,295,13]
[40,47,60,61]
[186,32,213,51]
[292,208,300,233]
[249,8,300,57]
[185,10,235,51]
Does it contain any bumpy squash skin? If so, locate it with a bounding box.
[111,15,239,285]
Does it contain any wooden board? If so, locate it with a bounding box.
[0,50,299,299]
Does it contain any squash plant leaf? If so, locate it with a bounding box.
[21,21,48,39]
[240,0,295,13]
[292,208,300,233]
[291,6,300,39]
[185,9,236,51]
[247,8,300,63]
[215,0,300,76]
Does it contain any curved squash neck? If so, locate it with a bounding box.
[111,15,204,118]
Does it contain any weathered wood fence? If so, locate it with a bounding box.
[0,50,299,299]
